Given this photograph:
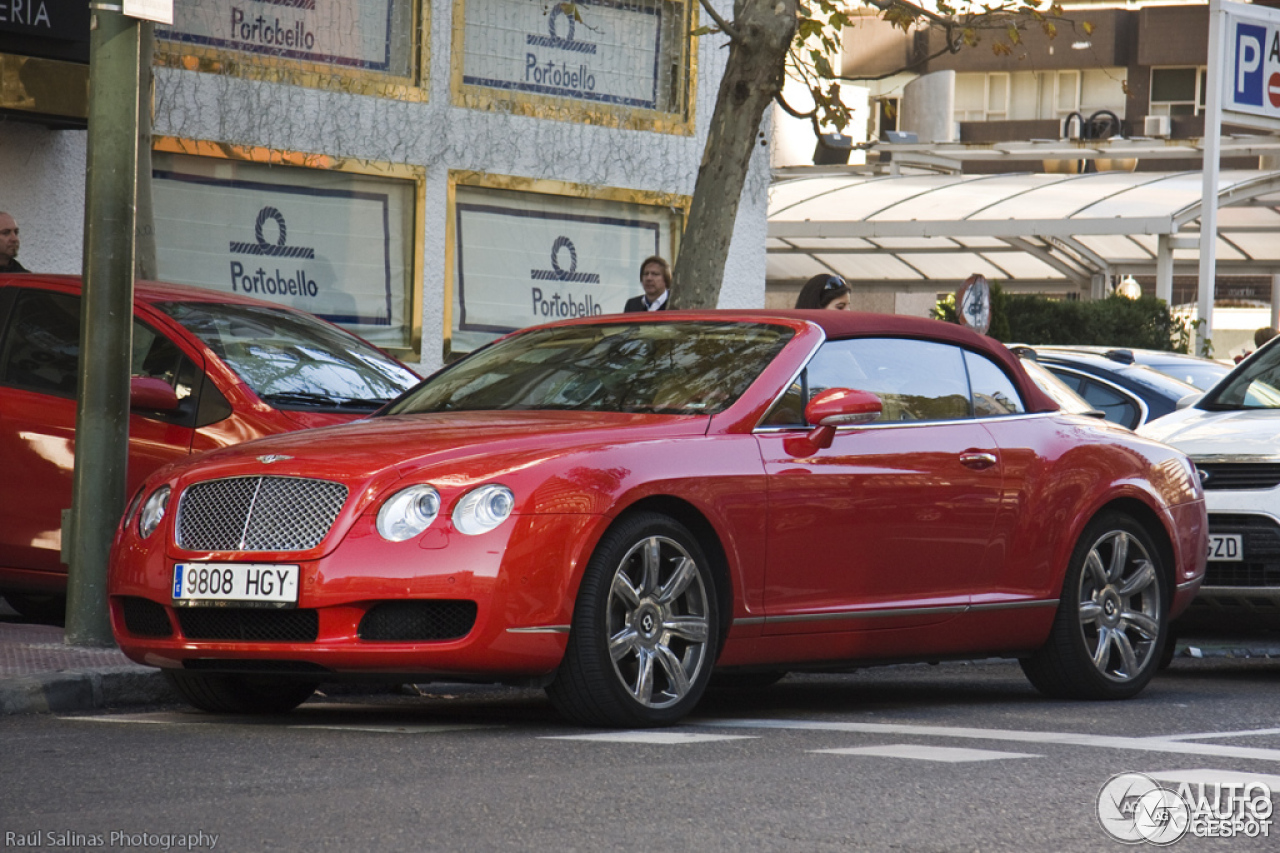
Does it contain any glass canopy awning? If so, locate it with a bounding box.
[767,169,1280,298]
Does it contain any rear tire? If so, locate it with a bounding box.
[163,670,318,714]
[1021,513,1168,700]
[2,593,66,625]
[547,512,719,727]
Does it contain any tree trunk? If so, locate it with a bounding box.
[670,0,796,309]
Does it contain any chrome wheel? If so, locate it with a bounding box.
[1076,530,1162,683]
[547,512,720,726]
[1021,512,1168,700]
[606,535,711,709]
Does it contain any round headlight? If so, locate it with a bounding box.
[138,486,171,539]
[452,484,515,536]
[377,485,441,542]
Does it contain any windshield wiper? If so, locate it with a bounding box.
[261,391,388,410]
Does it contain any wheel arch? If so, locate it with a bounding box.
[1085,496,1178,605]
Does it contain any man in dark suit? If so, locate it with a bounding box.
[624,255,671,312]
[0,212,26,273]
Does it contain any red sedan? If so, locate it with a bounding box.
[0,274,419,620]
[108,311,1206,726]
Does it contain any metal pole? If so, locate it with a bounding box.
[65,7,143,645]
[1198,0,1225,357]
[1155,234,1174,305]
[1272,274,1280,332]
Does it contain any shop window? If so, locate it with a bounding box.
[1150,67,1206,117]
[156,0,424,95]
[455,0,694,132]
[449,177,685,356]
[150,145,423,358]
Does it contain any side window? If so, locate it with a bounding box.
[1054,372,1141,429]
[808,338,972,423]
[132,321,202,426]
[759,378,805,427]
[965,350,1025,417]
[0,289,80,396]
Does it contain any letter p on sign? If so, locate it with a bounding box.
[1236,23,1266,106]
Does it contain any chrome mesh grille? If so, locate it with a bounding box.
[177,476,348,552]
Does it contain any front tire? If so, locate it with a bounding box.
[547,512,719,727]
[164,670,319,714]
[1021,513,1168,700]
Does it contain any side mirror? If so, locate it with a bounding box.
[1175,392,1203,410]
[130,376,181,412]
[786,388,882,456]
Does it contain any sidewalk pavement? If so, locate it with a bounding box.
[0,602,176,716]
[1,600,1276,717]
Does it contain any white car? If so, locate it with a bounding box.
[1139,339,1280,629]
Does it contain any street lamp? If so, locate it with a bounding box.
[1115,276,1142,299]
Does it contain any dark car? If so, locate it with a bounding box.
[0,274,420,621]
[1043,346,1231,391]
[1012,346,1200,429]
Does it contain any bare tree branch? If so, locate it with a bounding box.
[696,0,740,42]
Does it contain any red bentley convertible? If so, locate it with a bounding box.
[109,311,1206,726]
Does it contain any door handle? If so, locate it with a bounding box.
[959,451,998,470]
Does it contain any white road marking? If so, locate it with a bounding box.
[543,731,758,744]
[1147,769,1280,789]
[289,724,498,734]
[697,718,1280,763]
[66,712,500,734]
[1157,727,1280,742]
[813,744,1040,763]
[68,712,226,725]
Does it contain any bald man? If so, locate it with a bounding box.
[0,212,26,273]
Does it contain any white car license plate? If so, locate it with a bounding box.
[172,563,299,606]
[1208,534,1243,562]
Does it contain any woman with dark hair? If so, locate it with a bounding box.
[794,274,850,310]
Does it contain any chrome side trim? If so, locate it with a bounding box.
[968,599,1059,611]
[506,625,571,634]
[1192,454,1280,465]
[1177,578,1203,592]
[732,598,1059,627]
[760,605,968,624]
[753,409,1064,435]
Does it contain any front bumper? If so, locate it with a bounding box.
[1180,495,1280,627]
[109,512,600,681]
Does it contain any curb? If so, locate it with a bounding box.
[0,667,177,716]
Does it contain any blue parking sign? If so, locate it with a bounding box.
[1234,22,1267,106]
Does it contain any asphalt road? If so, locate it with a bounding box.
[3,656,1278,852]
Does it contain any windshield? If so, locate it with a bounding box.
[1147,360,1229,391]
[157,301,419,411]
[1202,344,1280,410]
[385,321,794,416]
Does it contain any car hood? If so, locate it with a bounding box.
[171,410,712,483]
[275,409,372,430]
[1138,406,1280,459]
